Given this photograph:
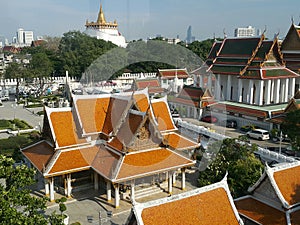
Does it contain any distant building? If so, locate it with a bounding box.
[85,4,127,47]
[185,25,195,44]
[16,28,34,47]
[234,26,256,37]
[157,68,193,93]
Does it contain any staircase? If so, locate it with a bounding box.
[134,182,168,200]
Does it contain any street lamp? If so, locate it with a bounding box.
[279,131,283,155]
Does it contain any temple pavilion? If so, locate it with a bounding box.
[21,88,199,208]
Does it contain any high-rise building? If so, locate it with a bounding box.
[16,28,34,46]
[185,25,195,44]
[234,26,256,37]
[85,4,127,47]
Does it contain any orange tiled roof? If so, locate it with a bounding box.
[134,94,150,113]
[273,165,300,205]
[108,111,145,151]
[91,147,120,179]
[102,97,131,135]
[290,210,300,225]
[141,187,240,225]
[116,148,194,181]
[235,197,287,225]
[50,111,86,147]
[76,98,110,134]
[151,101,176,131]
[48,149,90,175]
[22,141,54,172]
[163,133,199,150]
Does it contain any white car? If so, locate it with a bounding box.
[247,129,270,140]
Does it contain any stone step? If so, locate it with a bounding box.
[134,183,168,199]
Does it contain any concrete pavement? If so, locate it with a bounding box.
[0,100,44,130]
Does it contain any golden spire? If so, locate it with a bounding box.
[97,4,106,24]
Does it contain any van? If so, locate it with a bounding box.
[246,129,270,140]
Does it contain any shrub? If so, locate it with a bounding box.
[0,120,11,129]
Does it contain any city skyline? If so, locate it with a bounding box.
[1,0,300,42]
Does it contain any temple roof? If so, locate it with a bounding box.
[85,3,118,29]
[151,96,177,132]
[235,196,287,225]
[45,107,87,148]
[206,35,299,79]
[171,85,213,108]
[249,161,300,209]
[126,177,242,225]
[23,89,198,182]
[22,141,55,172]
[158,68,189,79]
[127,78,165,94]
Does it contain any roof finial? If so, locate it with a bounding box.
[274,29,280,39]
[223,28,227,39]
[262,25,267,36]
[291,15,294,24]
[97,2,106,24]
[213,33,216,41]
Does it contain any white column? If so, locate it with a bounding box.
[114,184,120,208]
[107,181,112,202]
[66,174,72,198]
[168,172,173,194]
[247,80,254,104]
[199,75,204,87]
[94,171,99,190]
[237,79,243,102]
[256,80,264,105]
[274,79,280,104]
[265,80,272,105]
[208,74,213,91]
[181,168,186,190]
[270,79,275,103]
[44,178,49,196]
[130,180,135,202]
[289,78,296,98]
[172,172,176,185]
[226,75,232,100]
[49,177,55,202]
[284,78,289,102]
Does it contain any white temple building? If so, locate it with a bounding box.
[85,4,127,48]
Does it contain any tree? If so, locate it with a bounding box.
[4,62,27,100]
[29,52,53,95]
[187,38,222,61]
[0,155,64,225]
[281,109,300,152]
[198,137,263,197]
[58,31,116,78]
[0,155,48,224]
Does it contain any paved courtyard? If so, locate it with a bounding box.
[42,170,200,225]
[0,100,44,130]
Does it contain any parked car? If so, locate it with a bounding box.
[240,125,261,132]
[246,129,270,140]
[200,115,218,123]
[219,119,237,128]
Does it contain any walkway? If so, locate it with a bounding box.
[43,170,199,225]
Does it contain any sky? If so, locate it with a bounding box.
[0,0,300,42]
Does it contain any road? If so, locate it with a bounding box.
[0,100,44,133]
[182,118,290,152]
